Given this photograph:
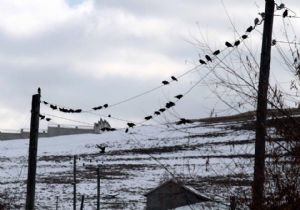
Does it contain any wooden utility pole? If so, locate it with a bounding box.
[97,167,100,210]
[252,1,275,209]
[73,155,77,210]
[26,90,41,210]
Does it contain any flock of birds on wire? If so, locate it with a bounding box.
[39,6,290,133]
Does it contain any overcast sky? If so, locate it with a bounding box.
[0,0,299,131]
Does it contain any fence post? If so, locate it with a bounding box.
[97,167,100,210]
[80,195,85,210]
[55,196,59,210]
[25,90,41,210]
[230,196,236,210]
[73,155,77,210]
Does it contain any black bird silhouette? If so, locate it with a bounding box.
[213,50,220,56]
[162,80,169,85]
[283,9,288,18]
[166,101,175,108]
[175,94,183,99]
[276,3,285,10]
[205,55,212,62]
[50,105,57,110]
[46,118,51,121]
[37,87,41,95]
[234,40,240,46]
[75,109,82,113]
[246,26,253,33]
[144,116,152,120]
[43,101,48,105]
[177,118,192,125]
[271,39,277,46]
[199,59,207,65]
[108,114,111,117]
[241,35,248,39]
[171,76,178,81]
[39,114,45,120]
[127,122,135,128]
[92,106,99,110]
[159,108,166,112]
[109,128,116,131]
[254,18,259,25]
[103,104,108,108]
[125,128,129,133]
[225,42,233,47]
[154,111,160,115]
[96,145,106,154]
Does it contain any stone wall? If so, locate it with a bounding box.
[47,125,94,137]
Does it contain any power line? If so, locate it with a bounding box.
[41,113,94,126]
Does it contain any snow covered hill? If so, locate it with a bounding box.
[0,121,257,209]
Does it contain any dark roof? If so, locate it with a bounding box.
[144,179,211,201]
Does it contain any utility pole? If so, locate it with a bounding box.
[97,167,100,210]
[26,89,41,210]
[73,155,77,210]
[252,1,275,209]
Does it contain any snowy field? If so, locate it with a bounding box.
[0,121,258,209]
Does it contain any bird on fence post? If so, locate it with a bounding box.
[96,144,106,154]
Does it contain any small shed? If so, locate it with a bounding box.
[144,179,211,210]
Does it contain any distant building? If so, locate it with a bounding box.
[0,118,111,140]
[94,118,111,133]
[144,179,212,210]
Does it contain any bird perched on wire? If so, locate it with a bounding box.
[50,104,57,110]
[199,59,206,65]
[205,55,212,62]
[144,116,152,120]
[37,87,41,95]
[39,114,45,120]
[46,118,51,121]
[225,41,233,47]
[213,50,220,56]
[103,104,108,108]
[154,111,160,115]
[241,35,248,39]
[96,144,106,154]
[162,80,169,85]
[254,18,259,25]
[234,40,240,47]
[175,94,183,100]
[246,26,253,33]
[127,122,135,128]
[159,108,166,112]
[282,9,288,18]
[171,76,178,81]
[166,101,175,108]
[93,106,102,110]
